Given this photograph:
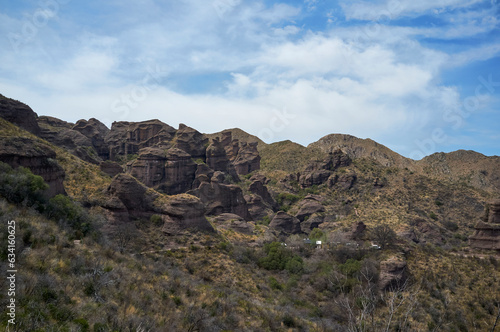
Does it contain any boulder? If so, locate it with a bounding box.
[349,221,366,240]
[269,211,302,235]
[104,174,214,234]
[300,214,325,234]
[245,194,274,221]
[0,136,66,197]
[378,256,408,291]
[206,137,230,172]
[295,198,325,222]
[161,194,215,235]
[328,172,357,190]
[0,94,41,135]
[192,181,251,220]
[249,177,278,210]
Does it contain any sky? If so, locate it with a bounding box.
[0,0,499,159]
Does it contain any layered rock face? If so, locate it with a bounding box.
[105,120,176,160]
[38,116,100,164]
[103,174,214,234]
[469,200,500,250]
[190,177,251,220]
[0,94,41,135]
[0,136,65,197]
[233,142,260,175]
[174,124,208,161]
[281,149,352,189]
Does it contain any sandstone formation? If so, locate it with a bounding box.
[174,124,207,161]
[191,180,251,220]
[37,116,100,164]
[161,194,215,235]
[295,197,325,222]
[292,150,352,188]
[249,176,278,211]
[0,136,66,197]
[100,161,123,177]
[104,174,213,234]
[233,142,260,175]
[0,94,41,135]
[105,120,176,160]
[269,211,301,235]
[72,118,110,160]
[469,200,500,251]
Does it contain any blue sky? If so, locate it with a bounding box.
[0,0,499,158]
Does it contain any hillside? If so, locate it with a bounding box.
[1,94,499,331]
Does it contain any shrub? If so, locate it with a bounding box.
[259,242,304,273]
[150,214,163,227]
[370,224,397,249]
[0,162,48,206]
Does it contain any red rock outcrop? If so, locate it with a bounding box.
[99,161,123,177]
[104,174,214,234]
[0,94,41,135]
[269,211,302,235]
[469,200,500,251]
[297,150,352,188]
[105,120,176,160]
[0,136,66,197]
[72,118,110,160]
[174,124,207,161]
[37,116,100,164]
[161,194,215,235]
[191,179,251,220]
[233,142,260,175]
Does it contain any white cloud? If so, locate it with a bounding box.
[341,0,486,21]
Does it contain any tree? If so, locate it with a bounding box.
[371,224,397,249]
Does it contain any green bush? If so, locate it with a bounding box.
[259,242,304,274]
[0,162,48,206]
[339,259,362,277]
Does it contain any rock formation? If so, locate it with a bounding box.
[469,200,500,250]
[37,116,100,164]
[378,256,408,291]
[0,94,41,135]
[105,120,176,160]
[295,196,325,222]
[161,194,215,235]
[104,174,213,234]
[269,211,302,235]
[174,124,207,161]
[212,213,255,235]
[191,179,251,220]
[100,161,123,177]
[233,142,260,175]
[0,136,66,197]
[72,118,110,160]
[297,150,352,188]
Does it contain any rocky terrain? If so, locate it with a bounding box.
[1,93,499,331]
